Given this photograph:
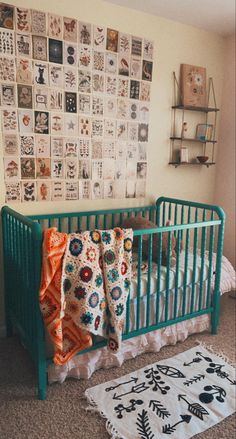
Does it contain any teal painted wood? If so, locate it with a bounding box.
[1,197,225,400]
[199,210,207,311]
[146,234,153,327]
[165,232,171,322]
[174,230,181,320]
[182,207,191,317]
[191,210,199,314]
[206,213,215,308]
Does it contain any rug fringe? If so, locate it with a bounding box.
[196,340,236,368]
[84,390,126,439]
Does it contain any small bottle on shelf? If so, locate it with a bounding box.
[180,147,189,163]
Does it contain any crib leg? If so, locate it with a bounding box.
[211,307,219,334]
[37,359,47,400]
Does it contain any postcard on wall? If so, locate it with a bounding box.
[129,101,139,121]
[49,65,63,88]
[63,17,77,42]
[104,119,116,139]
[3,134,18,156]
[65,158,78,179]
[79,22,91,45]
[92,96,104,116]
[130,56,142,79]
[128,122,139,142]
[127,142,138,160]
[181,64,207,107]
[92,118,104,138]
[92,72,104,93]
[48,13,63,39]
[34,111,49,134]
[0,29,14,55]
[116,141,127,160]
[51,137,64,157]
[138,142,147,161]
[49,89,63,111]
[5,182,21,203]
[51,159,64,179]
[117,120,128,140]
[91,180,103,199]
[49,38,63,64]
[64,42,77,66]
[138,123,149,142]
[64,67,77,91]
[105,52,117,75]
[0,56,15,82]
[19,135,34,157]
[136,179,146,198]
[118,54,130,76]
[92,160,103,180]
[78,159,90,179]
[142,60,153,81]
[16,58,32,84]
[2,109,18,132]
[64,138,78,157]
[104,96,116,118]
[93,25,105,50]
[16,33,31,58]
[119,33,130,54]
[65,182,78,200]
[37,181,51,201]
[93,50,105,72]
[34,86,48,110]
[17,84,32,108]
[117,98,128,119]
[32,36,47,61]
[92,140,102,159]
[113,179,126,199]
[20,157,35,179]
[105,75,117,95]
[64,114,78,136]
[78,93,91,114]
[79,180,90,199]
[52,181,64,201]
[79,45,91,69]
[126,160,137,179]
[0,3,14,29]
[126,180,136,198]
[18,109,33,133]
[79,116,91,137]
[21,181,36,202]
[103,180,114,198]
[78,139,90,159]
[103,141,115,159]
[118,78,129,98]
[36,157,51,178]
[131,36,142,57]
[103,159,115,180]
[31,10,47,35]
[1,84,16,106]
[34,62,48,86]
[78,70,91,93]
[50,112,64,134]
[4,158,19,181]
[139,103,150,122]
[115,160,126,180]
[106,28,118,52]
[143,39,154,61]
[130,80,140,99]
[65,92,77,113]
[140,81,150,101]
[16,7,31,33]
[35,134,50,157]
[137,161,147,179]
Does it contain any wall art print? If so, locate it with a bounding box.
[0,1,154,203]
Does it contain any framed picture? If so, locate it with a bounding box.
[196,123,213,141]
[181,64,207,107]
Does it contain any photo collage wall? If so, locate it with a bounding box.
[0,2,154,202]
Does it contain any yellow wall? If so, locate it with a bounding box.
[0,0,227,329]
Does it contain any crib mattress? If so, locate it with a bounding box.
[130,250,210,300]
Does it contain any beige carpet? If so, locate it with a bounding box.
[0,292,235,439]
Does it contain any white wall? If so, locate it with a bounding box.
[0,0,226,329]
[214,34,235,268]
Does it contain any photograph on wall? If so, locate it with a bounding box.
[1,6,154,202]
[181,63,207,107]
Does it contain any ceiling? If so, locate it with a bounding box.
[104,0,235,36]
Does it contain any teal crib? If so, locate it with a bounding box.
[1,197,225,400]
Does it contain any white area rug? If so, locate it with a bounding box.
[85,344,236,439]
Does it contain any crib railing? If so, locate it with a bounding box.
[1,197,225,399]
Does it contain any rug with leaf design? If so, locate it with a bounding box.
[85,345,236,439]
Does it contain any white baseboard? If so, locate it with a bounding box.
[0,325,6,337]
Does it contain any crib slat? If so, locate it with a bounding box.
[162,202,166,226]
[103,214,107,229]
[111,214,115,228]
[182,207,191,316]
[146,234,153,327]
[165,232,171,322]
[174,230,181,320]
[136,236,142,331]
[190,209,199,314]
[86,216,90,230]
[180,205,185,240]
[206,213,215,308]
[199,210,207,311]
[156,232,162,324]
